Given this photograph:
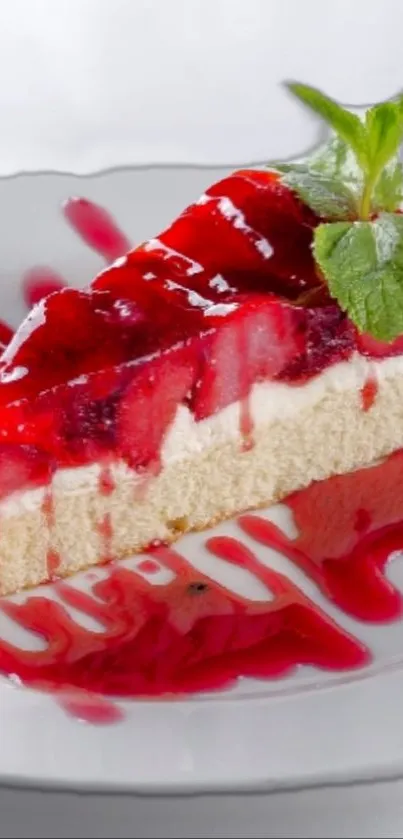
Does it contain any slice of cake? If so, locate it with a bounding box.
[1,82,403,595]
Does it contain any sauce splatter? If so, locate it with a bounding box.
[58,692,123,725]
[63,198,131,262]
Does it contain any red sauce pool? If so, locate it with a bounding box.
[240,450,403,622]
[2,449,403,720]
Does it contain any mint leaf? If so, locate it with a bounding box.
[277,166,356,219]
[272,136,361,219]
[313,213,403,340]
[278,82,403,341]
[373,157,403,212]
[309,136,361,182]
[365,102,403,190]
[365,102,403,177]
[359,101,403,217]
[286,82,366,167]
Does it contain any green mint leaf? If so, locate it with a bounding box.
[277,166,356,219]
[365,101,403,177]
[272,136,362,219]
[286,82,366,167]
[358,100,403,217]
[309,136,348,176]
[373,157,403,212]
[313,213,403,340]
[309,136,362,184]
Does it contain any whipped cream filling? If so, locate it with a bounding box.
[161,352,393,465]
[1,351,403,518]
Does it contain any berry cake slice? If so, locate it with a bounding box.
[1,83,403,595]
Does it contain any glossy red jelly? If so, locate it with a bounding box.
[0,169,402,496]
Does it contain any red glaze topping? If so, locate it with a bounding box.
[0,169,402,494]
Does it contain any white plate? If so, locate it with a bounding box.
[1,166,403,797]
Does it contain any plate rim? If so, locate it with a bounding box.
[0,662,403,794]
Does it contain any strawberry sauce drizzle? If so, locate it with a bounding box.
[46,550,61,581]
[42,488,61,579]
[361,375,378,411]
[0,533,368,708]
[98,464,115,496]
[98,513,113,563]
[42,487,54,528]
[239,450,403,622]
[240,396,254,451]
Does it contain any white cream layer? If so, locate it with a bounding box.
[1,351,402,518]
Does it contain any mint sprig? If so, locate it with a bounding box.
[314,214,403,340]
[281,82,403,221]
[272,82,403,341]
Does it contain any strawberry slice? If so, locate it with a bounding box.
[158,170,319,297]
[192,296,303,419]
[0,289,114,402]
[93,242,225,326]
[116,345,199,469]
[0,284,187,405]
[126,240,206,285]
[282,306,356,381]
[94,248,175,296]
[94,254,209,320]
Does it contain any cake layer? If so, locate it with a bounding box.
[1,352,403,595]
